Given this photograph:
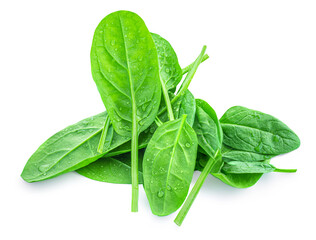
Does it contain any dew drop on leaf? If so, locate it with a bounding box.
[185,143,191,147]
[111,40,116,46]
[157,190,164,198]
[273,135,280,142]
[166,185,171,191]
[38,164,50,173]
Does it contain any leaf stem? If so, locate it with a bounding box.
[155,116,163,127]
[131,120,139,212]
[174,46,207,103]
[274,168,297,173]
[97,115,110,154]
[182,54,209,75]
[157,46,207,117]
[174,150,219,226]
[159,73,174,121]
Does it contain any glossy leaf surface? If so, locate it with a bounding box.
[91,10,161,136]
[222,161,277,174]
[221,145,274,162]
[220,106,300,155]
[151,33,182,92]
[21,112,129,182]
[143,115,198,216]
[77,151,144,184]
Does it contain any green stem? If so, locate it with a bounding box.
[131,120,139,212]
[155,116,163,127]
[97,115,110,154]
[174,150,219,226]
[158,46,207,117]
[159,73,174,121]
[182,54,209,75]
[274,168,297,173]
[176,46,207,98]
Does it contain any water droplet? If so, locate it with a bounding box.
[111,40,116,46]
[166,185,171,191]
[185,143,191,147]
[165,68,170,73]
[157,190,164,198]
[38,164,50,173]
[273,136,280,142]
[124,34,127,38]
[253,113,260,119]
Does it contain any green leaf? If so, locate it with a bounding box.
[212,172,265,188]
[91,11,162,211]
[151,33,182,92]
[21,112,129,183]
[103,90,196,157]
[91,10,161,136]
[193,99,223,158]
[175,100,222,226]
[143,115,198,216]
[221,144,274,162]
[177,90,196,127]
[220,106,300,155]
[222,161,277,174]
[77,151,144,184]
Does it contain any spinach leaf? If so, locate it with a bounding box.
[102,90,196,157]
[143,115,198,216]
[77,150,144,184]
[21,112,129,183]
[221,144,274,162]
[151,33,182,93]
[175,100,222,226]
[193,99,223,158]
[221,161,296,174]
[220,106,300,155]
[212,171,266,188]
[176,90,196,127]
[91,10,161,211]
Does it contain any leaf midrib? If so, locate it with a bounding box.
[118,14,137,129]
[163,117,186,212]
[221,123,280,137]
[26,128,103,181]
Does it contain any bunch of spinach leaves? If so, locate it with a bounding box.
[21,10,300,226]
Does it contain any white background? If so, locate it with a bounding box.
[1,0,315,239]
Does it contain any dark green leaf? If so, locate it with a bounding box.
[220,106,300,155]
[221,144,274,162]
[221,161,277,174]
